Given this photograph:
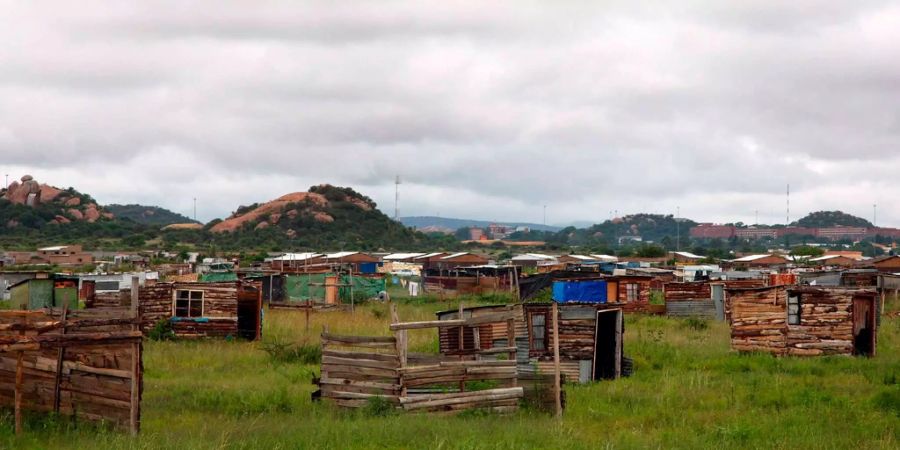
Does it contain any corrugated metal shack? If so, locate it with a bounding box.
[725,285,878,356]
[138,281,262,340]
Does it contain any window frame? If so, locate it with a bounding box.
[527,309,549,355]
[173,289,205,318]
[787,294,801,325]
[625,283,640,302]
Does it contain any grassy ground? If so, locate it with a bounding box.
[1,298,898,449]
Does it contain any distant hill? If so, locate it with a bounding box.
[794,211,873,228]
[208,184,422,249]
[0,174,115,229]
[557,214,697,246]
[400,216,560,232]
[105,204,198,226]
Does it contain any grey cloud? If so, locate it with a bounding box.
[0,1,898,226]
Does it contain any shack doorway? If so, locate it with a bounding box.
[852,295,876,356]
[237,288,262,341]
[592,309,623,380]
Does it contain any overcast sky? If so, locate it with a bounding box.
[1,1,898,227]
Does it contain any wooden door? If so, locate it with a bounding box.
[852,296,876,356]
[325,275,338,304]
[592,309,623,380]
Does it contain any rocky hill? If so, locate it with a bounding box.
[794,211,873,228]
[0,175,113,229]
[207,184,420,249]
[105,204,197,226]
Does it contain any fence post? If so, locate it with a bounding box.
[390,302,407,398]
[552,301,562,418]
[15,350,23,435]
[53,303,70,413]
[130,276,141,436]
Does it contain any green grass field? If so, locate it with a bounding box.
[2,298,899,449]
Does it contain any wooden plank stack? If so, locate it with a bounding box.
[0,307,142,434]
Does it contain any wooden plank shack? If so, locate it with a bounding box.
[0,307,143,434]
[138,281,262,340]
[726,285,878,357]
[605,276,655,313]
[391,305,524,414]
[437,304,626,384]
[663,281,711,301]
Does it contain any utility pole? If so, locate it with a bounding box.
[4,174,7,190]
[193,198,197,221]
[676,206,680,251]
[394,175,401,221]
[786,184,790,225]
[874,203,877,227]
[543,205,547,226]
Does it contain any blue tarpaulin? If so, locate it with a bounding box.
[552,280,607,303]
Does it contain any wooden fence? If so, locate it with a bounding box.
[0,305,143,435]
[318,333,400,408]
[316,304,528,414]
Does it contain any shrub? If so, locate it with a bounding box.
[260,338,322,364]
[682,317,710,331]
[362,396,396,417]
[148,318,175,341]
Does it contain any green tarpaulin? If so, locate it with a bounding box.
[199,272,239,282]
[283,274,386,303]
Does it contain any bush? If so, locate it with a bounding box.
[682,317,710,331]
[148,318,175,341]
[260,338,321,364]
[362,396,397,417]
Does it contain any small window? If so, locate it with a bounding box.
[625,283,639,302]
[175,290,204,318]
[529,311,548,352]
[788,294,801,325]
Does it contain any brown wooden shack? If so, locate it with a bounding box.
[725,285,877,357]
[436,303,625,383]
[138,281,262,340]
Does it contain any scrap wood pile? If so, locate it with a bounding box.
[0,307,143,435]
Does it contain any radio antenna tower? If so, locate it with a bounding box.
[786,184,790,225]
[394,175,401,221]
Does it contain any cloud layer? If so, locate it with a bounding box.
[1,1,898,226]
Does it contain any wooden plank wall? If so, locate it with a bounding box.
[664,282,711,301]
[0,308,142,433]
[138,282,243,338]
[611,277,654,313]
[318,333,400,408]
[785,288,855,356]
[727,286,866,356]
[726,287,787,354]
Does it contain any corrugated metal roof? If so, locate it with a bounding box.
[731,254,787,262]
[325,251,359,259]
[673,251,704,259]
[383,252,426,260]
[415,252,445,260]
[271,252,321,261]
[441,252,470,260]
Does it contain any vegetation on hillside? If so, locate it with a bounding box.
[105,204,197,226]
[794,211,873,228]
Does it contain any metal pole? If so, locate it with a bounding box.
[676,206,680,251]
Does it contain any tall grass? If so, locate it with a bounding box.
[1,302,898,449]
